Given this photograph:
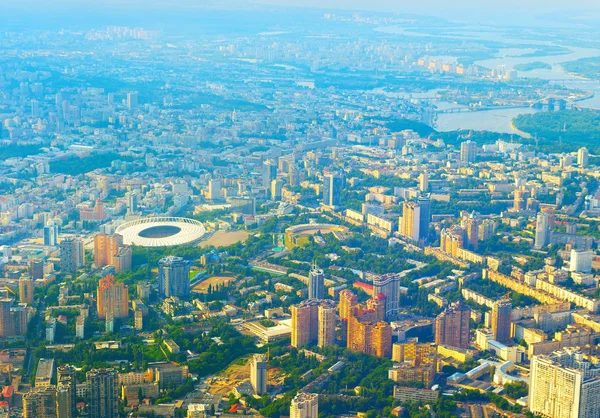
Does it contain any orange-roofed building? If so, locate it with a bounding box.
[97,275,129,319]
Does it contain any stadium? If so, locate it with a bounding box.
[284,223,349,248]
[115,217,206,247]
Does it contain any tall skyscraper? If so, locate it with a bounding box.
[43,225,58,246]
[417,194,431,242]
[491,300,512,344]
[338,289,358,321]
[158,256,192,298]
[60,238,82,275]
[250,354,268,395]
[0,298,12,337]
[270,179,283,200]
[513,189,527,211]
[578,147,589,168]
[112,246,132,274]
[400,202,421,242]
[372,274,400,319]
[291,299,336,348]
[57,386,71,418]
[207,178,222,200]
[418,171,429,192]
[19,274,34,304]
[125,191,137,214]
[463,213,479,250]
[94,233,130,274]
[534,211,551,250]
[23,386,57,418]
[93,233,125,267]
[57,365,77,418]
[262,160,278,188]
[307,264,324,300]
[529,348,600,418]
[291,300,319,348]
[28,258,44,280]
[435,301,471,349]
[317,305,336,348]
[87,368,119,418]
[127,91,138,110]
[347,308,392,358]
[460,140,477,163]
[290,393,319,418]
[97,275,129,319]
[0,298,27,337]
[322,173,343,207]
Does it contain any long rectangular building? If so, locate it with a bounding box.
[35,358,55,388]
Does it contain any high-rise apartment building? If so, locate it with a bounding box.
[97,275,129,319]
[262,160,278,188]
[338,289,358,321]
[418,171,429,192]
[270,179,283,200]
[307,264,324,300]
[94,233,123,266]
[207,178,222,200]
[250,354,268,395]
[534,207,555,250]
[94,233,131,273]
[491,300,512,344]
[291,299,336,348]
[435,301,471,349]
[460,140,477,163]
[318,305,336,348]
[400,202,421,242]
[127,91,138,110]
[570,249,593,273]
[158,256,192,298]
[125,191,137,214]
[479,219,496,241]
[57,365,77,418]
[529,348,600,418]
[112,246,133,274]
[347,308,392,358]
[19,274,34,304]
[291,300,320,348]
[322,173,343,207]
[417,194,431,242]
[23,386,57,418]
[87,368,119,418]
[513,189,527,211]
[290,393,319,418]
[57,386,71,418]
[534,211,551,249]
[28,258,44,280]
[463,213,479,250]
[0,298,27,337]
[366,294,386,322]
[578,147,589,167]
[60,238,81,275]
[372,274,400,319]
[43,225,58,246]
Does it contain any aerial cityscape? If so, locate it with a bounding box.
[1,1,600,417]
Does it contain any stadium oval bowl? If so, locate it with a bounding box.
[115,217,206,247]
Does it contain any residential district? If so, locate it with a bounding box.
[0,7,600,418]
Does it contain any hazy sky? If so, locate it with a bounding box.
[258,0,600,19]
[5,0,600,27]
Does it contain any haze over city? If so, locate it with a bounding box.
[0,1,599,418]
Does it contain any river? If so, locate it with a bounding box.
[377,25,600,134]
